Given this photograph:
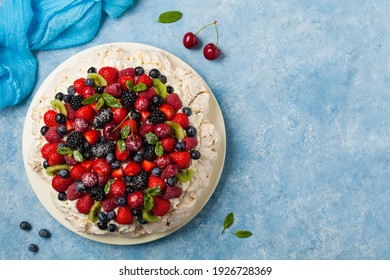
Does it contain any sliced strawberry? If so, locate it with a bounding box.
[159,104,175,120]
[112,108,128,124]
[80,160,94,171]
[142,160,157,172]
[151,196,170,216]
[52,175,73,192]
[66,119,74,132]
[92,158,111,177]
[169,151,191,169]
[76,194,94,215]
[119,75,135,91]
[75,106,95,124]
[136,74,152,88]
[70,165,85,180]
[148,174,166,192]
[112,168,125,178]
[48,152,64,166]
[140,111,151,123]
[98,66,118,85]
[84,130,101,145]
[124,161,141,176]
[73,78,86,94]
[172,113,189,129]
[127,191,144,210]
[116,206,133,224]
[115,144,131,162]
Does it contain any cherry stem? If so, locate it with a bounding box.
[195,20,217,36]
[112,113,131,132]
[214,21,219,47]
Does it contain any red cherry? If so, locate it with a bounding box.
[203,43,221,60]
[183,32,199,49]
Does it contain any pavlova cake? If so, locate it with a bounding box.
[27,45,220,237]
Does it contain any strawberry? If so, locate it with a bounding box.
[51,175,73,192]
[119,75,135,91]
[142,160,157,172]
[66,119,74,131]
[156,154,172,169]
[104,83,122,97]
[138,88,156,100]
[161,164,179,179]
[75,106,95,124]
[169,151,191,169]
[76,194,94,214]
[140,111,151,123]
[41,142,59,160]
[108,178,126,197]
[166,93,182,111]
[81,86,96,98]
[172,113,189,129]
[182,136,198,150]
[73,78,86,94]
[115,144,131,162]
[116,206,133,224]
[136,74,152,88]
[102,197,117,212]
[119,67,135,77]
[153,123,172,138]
[159,104,175,120]
[44,127,62,143]
[148,175,166,192]
[112,168,125,178]
[160,137,176,153]
[112,108,128,124]
[43,110,59,127]
[151,196,170,216]
[120,119,138,134]
[48,152,64,166]
[127,191,144,210]
[66,183,83,201]
[162,186,183,199]
[65,104,76,120]
[139,123,154,137]
[84,129,101,145]
[134,96,149,111]
[92,158,111,177]
[98,66,118,85]
[70,165,85,180]
[80,160,94,171]
[124,161,141,176]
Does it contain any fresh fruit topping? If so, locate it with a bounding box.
[204,43,221,60]
[153,123,172,138]
[92,108,113,129]
[81,86,96,98]
[92,158,111,177]
[66,183,83,201]
[172,113,189,129]
[44,110,60,127]
[112,108,128,124]
[176,169,195,183]
[186,126,197,137]
[51,175,73,192]
[41,141,59,160]
[45,164,69,176]
[75,105,95,124]
[159,104,175,120]
[139,123,154,137]
[160,137,176,153]
[190,150,201,160]
[88,201,102,223]
[134,96,150,111]
[182,136,198,150]
[142,209,158,223]
[44,127,62,143]
[73,78,86,94]
[87,73,107,87]
[138,87,156,100]
[165,121,185,140]
[84,129,101,145]
[169,151,191,169]
[102,197,117,212]
[104,83,121,97]
[136,74,153,88]
[47,152,65,166]
[116,206,133,224]
[165,93,182,111]
[108,178,126,197]
[98,66,119,85]
[127,191,144,209]
[161,164,179,179]
[151,196,170,216]
[156,154,172,168]
[124,161,142,176]
[183,32,199,49]
[76,194,94,214]
[142,160,157,172]
[81,171,98,188]
[148,175,166,192]
[119,67,135,77]
[163,186,183,199]
[119,75,135,91]
[126,134,143,151]
[70,164,85,180]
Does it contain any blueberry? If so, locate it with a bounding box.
[158,74,167,84]
[43,160,49,169]
[166,85,174,93]
[116,197,126,206]
[137,216,148,225]
[175,141,186,151]
[182,107,192,116]
[107,211,116,221]
[56,125,67,136]
[19,221,32,231]
[190,150,201,160]
[58,169,70,178]
[135,66,144,76]
[130,111,141,121]
[67,85,75,95]
[98,212,108,223]
[151,167,161,177]
[186,126,197,137]
[39,229,51,238]
[97,221,108,230]
[55,92,64,101]
[111,160,121,170]
[106,153,115,164]
[99,136,107,144]
[29,244,39,253]
[108,223,117,232]
[149,68,160,78]
[167,176,178,186]
[55,113,66,124]
[87,66,97,73]
[40,126,49,136]
[133,153,143,163]
[58,192,67,201]
[132,209,142,217]
[83,150,93,160]
[75,182,85,192]
[96,86,105,94]
[149,103,158,112]
[85,78,94,87]
[63,94,73,103]
[152,96,163,106]
[57,142,66,149]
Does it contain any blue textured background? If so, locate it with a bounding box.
[2,0,390,259]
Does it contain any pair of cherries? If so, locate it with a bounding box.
[183,21,221,60]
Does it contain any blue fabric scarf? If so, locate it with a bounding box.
[0,0,134,108]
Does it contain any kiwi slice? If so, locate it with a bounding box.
[142,209,159,223]
[87,73,107,87]
[165,121,185,140]
[152,78,168,100]
[50,99,67,117]
[176,169,194,183]
[88,201,102,223]
[45,164,70,176]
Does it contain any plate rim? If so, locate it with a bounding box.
[22,42,226,245]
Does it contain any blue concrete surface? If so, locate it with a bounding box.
[2,0,390,259]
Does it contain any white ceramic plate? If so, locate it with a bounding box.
[22,42,226,245]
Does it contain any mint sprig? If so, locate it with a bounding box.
[143,186,161,212]
[81,93,122,108]
[222,212,252,238]
[57,146,83,163]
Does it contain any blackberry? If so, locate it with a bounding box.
[66,132,85,149]
[149,110,166,125]
[92,108,113,129]
[142,145,156,161]
[91,143,113,158]
[89,186,106,201]
[69,94,84,110]
[121,91,137,111]
[132,170,148,190]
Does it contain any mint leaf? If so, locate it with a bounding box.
[73,150,83,162]
[145,132,159,145]
[81,94,102,105]
[104,179,115,195]
[133,83,147,92]
[144,195,154,212]
[145,186,161,196]
[96,97,105,111]
[126,80,134,91]
[117,139,126,153]
[234,230,253,238]
[102,93,122,108]
[155,141,164,157]
[158,11,183,23]
[153,78,168,100]
[57,147,73,155]
[120,125,130,139]
[222,212,234,234]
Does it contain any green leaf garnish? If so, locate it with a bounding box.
[145,186,161,196]
[153,78,168,100]
[57,146,73,155]
[222,212,234,234]
[144,195,154,212]
[73,150,83,162]
[145,132,159,145]
[234,230,253,238]
[158,11,183,23]
[102,93,122,108]
[96,97,105,110]
[81,94,102,105]
[117,139,126,153]
[126,80,134,91]
[155,141,164,157]
[104,179,115,195]
[133,83,147,92]
[120,125,130,139]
